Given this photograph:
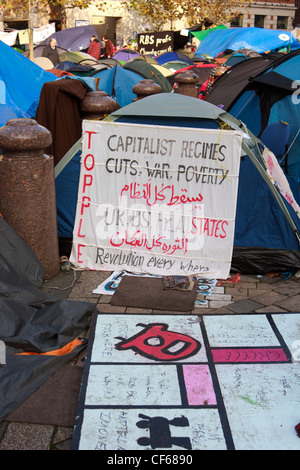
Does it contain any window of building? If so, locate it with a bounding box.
[277,16,288,29]
[3,20,28,30]
[231,15,243,27]
[255,15,265,28]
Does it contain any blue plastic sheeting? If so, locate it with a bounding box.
[195,28,300,58]
[0,103,30,124]
[93,66,142,107]
[40,25,102,52]
[0,40,56,127]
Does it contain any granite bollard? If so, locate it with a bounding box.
[0,118,60,279]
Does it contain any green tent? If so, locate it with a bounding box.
[191,25,227,42]
[123,58,173,92]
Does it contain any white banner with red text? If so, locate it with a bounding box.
[70,121,242,278]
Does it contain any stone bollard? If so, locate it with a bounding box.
[174,71,199,98]
[80,90,120,120]
[132,79,162,101]
[0,118,60,279]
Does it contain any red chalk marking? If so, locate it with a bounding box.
[182,364,217,406]
[211,348,288,363]
[115,323,201,361]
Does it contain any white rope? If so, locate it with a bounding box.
[278,128,300,165]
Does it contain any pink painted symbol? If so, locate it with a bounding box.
[182,365,217,405]
[211,347,288,363]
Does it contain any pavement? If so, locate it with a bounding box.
[0,267,299,450]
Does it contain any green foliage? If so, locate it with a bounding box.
[122,0,249,29]
[121,0,183,31]
[0,0,91,14]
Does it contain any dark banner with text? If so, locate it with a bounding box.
[137,31,173,56]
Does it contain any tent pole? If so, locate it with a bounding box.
[28,0,34,62]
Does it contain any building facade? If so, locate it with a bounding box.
[1,0,298,48]
[237,0,297,30]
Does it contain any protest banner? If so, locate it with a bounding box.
[137,31,173,55]
[70,121,242,278]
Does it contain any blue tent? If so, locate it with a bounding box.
[92,65,142,107]
[195,28,300,58]
[155,51,193,65]
[55,94,300,273]
[0,40,56,127]
[228,49,300,184]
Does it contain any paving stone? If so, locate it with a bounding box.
[274,295,300,312]
[238,282,259,290]
[205,307,236,314]
[227,299,264,313]
[209,300,234,309]
[230,288,248,299]
[270,279,300,289]
[151,310,193,314]
[66,297,98,304]
[251,291,287,306]
[68,270,111,299]
[247,288,273,297]
[98,295,113,304]
[230,293,250,302]
[254,283,274,290]
[213,286,225,294]
[0,423,54,450]
[53,438,73,450]
[52,427,73,450]
[254,306,288,313]
[97,304,126,313]
[125,308,153,313]
[52,426,73,445]
[259,276,283,284]
[274,287,300,296]
[223,284,236,290]
[239,275,258,283]
[41,270,77,300]
[191,306,211,313]
[208,294,232,301]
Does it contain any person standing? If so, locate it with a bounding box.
[42,38,60,67]
[87,35,101,60]
[101,35,114,59]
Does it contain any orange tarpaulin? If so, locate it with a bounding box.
[15,338,83,356]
